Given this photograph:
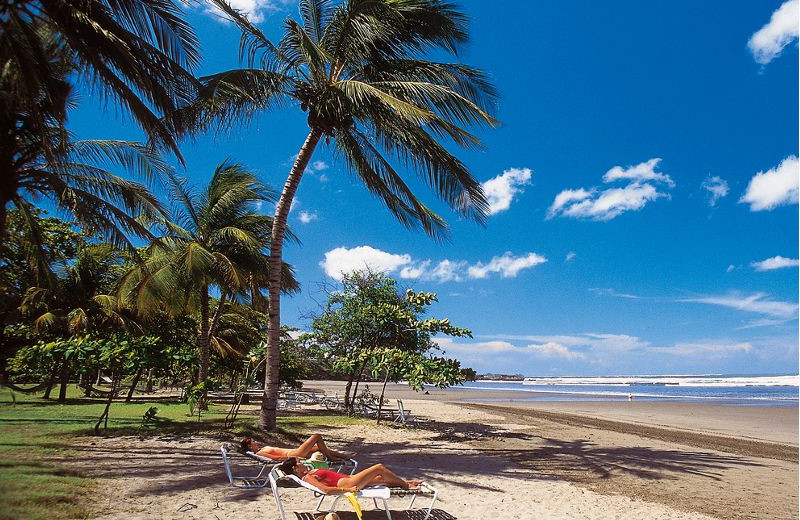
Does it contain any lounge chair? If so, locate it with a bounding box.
[393,400,417,426]
[268,464,438,520]
[220,444,270,489]
[221,444,358,489]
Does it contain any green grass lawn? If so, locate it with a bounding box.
[0,386,363,520]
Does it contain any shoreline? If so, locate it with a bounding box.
[302,380,799,445]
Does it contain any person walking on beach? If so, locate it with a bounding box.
[278,457,423,493]
[240,434,354,461]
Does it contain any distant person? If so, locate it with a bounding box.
[628,393,634,401]
[278,458,423,493]
[240,434,354,461]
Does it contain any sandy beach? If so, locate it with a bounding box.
[73,381,798,520]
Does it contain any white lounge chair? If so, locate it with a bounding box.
[220,444,270,489]
[268,464,438,520]
[394,400,417,426]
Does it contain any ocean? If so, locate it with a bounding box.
[459,374,799,406]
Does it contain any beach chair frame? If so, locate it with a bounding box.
[220,445,270,489]
[268,466,438,520]
[394,400,417,426]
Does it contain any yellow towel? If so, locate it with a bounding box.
[344,492,362,520]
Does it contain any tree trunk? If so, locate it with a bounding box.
[57,358,70,403]
[260,128,322,431]
[343,371,356,409]
[125,368,143,403]
[145,368,154,393]
[350,360,368,411]
[376,370,390,425]
[198,284,210,384]
[197,284,210,410]
[95,371,121,435]
[43,359,60,399]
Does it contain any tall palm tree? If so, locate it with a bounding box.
[0,0,200,157]
[176,0,498,430]
[119,161,299,387]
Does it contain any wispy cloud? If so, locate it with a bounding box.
[751,256,799,271]
[682,292,798,320]
[648,341,752,359]
[320,246,546,282]
[748,0,799,65]
[298,210,318,224]
[548,158,673,221]
[434,337,585,360]
[701,175,729,206]
[565,251,576,263]
[740,155,799,211]
[481,167,533,215]
[588,287,643,300]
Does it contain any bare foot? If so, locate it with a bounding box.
[406,479,424,489]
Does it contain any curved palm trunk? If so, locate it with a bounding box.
[260,128,322,431]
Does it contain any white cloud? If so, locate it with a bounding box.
[748,0,799,65]
[648,341,752,358]
[602,158,674,187]
[312,160,329,171]
[467,252,547,279]
[434,337,584,360]
[483,333,649,353]
[548,188,593,217]
[481,167,533,215]
[549,159,673,221]
[322,246,546,282]
[752,255,799,271]
[683,292,798,319]
[203,0,293,23]
[320,246,412,279]
[701,175,729,206]
[298,210,318,224]
[740,155,799,211]
[399,259,466,283]
[551,183,667,221]
[319,174,329,182]
[565,251,576,262]
[726,264,736,273]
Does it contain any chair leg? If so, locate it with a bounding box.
[273,488,288,520]
[382,498,392,520]
[314,494,326,512]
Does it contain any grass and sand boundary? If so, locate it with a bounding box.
[0,382,796,520]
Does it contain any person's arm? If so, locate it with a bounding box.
[302,474,357,495]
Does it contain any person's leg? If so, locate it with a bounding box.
[287,434,354,460]
[337,464,421,490]
[288,434,323,458]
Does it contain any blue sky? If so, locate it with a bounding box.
[68,0,799,376]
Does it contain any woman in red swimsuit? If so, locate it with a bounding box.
[278,458,423,494]
[240,434,354,461]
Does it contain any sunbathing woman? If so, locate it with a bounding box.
[278,457,423,494]
[240,434,354,461]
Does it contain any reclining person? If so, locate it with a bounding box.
[278,457,423,494]
[240,434,354,461]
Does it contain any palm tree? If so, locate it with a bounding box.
[19,243,131,402]
[0,122,170,250]
[119,161,299,388]
[177,0,498,430]
[0,0,199,157]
